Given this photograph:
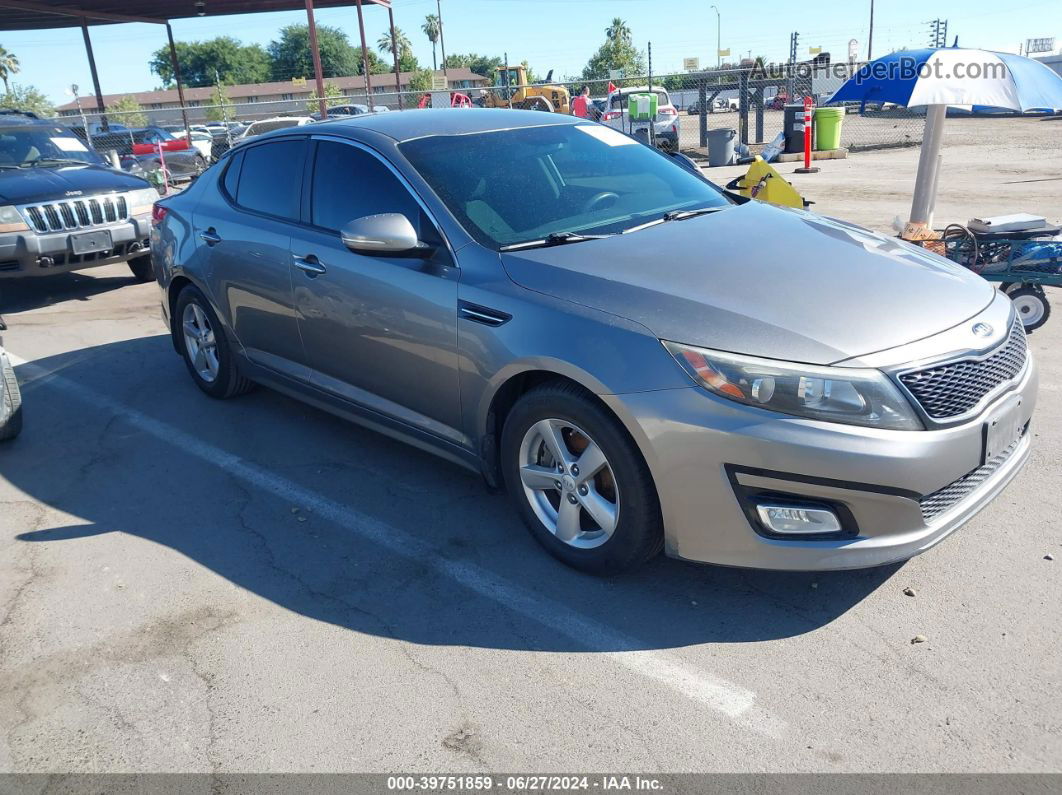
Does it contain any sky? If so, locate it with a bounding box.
[3,0,1060,104]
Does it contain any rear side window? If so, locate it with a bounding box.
[221,151,242,199]
[235,139,304,220]
[310,140,420,232]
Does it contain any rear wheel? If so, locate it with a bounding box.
[175,285,255,399]
[1009,285,1051,333]
[128,254,154,283]
[0,354,22,441]
[501,381,663,574]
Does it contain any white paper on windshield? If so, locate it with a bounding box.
[51,136,89,152]
[574,125,637,146]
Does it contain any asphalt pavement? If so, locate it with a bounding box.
[0,263,1059,774]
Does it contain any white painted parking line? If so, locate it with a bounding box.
[7,351,784,737]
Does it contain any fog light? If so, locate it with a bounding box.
[756,503,842,535]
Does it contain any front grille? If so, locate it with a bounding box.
[19,194,130,233]
[919,431,1024,522]
[899,317,1027,419]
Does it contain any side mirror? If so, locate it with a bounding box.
[340,213,434,258]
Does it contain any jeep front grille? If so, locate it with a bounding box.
[20,194,129,233]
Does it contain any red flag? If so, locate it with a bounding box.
[607,81,618,94]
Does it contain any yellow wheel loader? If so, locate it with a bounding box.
[483,66,571,115]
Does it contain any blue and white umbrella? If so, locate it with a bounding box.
[828,48,1062,231]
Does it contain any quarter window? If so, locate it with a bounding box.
[235,139,304,220]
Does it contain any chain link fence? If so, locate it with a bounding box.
[54,61,926,191]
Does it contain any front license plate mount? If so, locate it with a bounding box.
[983,394,1024,464]
[70,229,113,256]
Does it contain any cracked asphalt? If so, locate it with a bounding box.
[1,131,1060,772]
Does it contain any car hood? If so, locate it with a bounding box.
[500,201,995,365]
[0,163,150,205]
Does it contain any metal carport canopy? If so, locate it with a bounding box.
[0,0,399,118]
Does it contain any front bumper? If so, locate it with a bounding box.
[604,355,1037,570]
[0,218,151,279]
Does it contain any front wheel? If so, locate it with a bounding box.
[0,354,22,441]
[127,254,154,283]
[1009,285,1051,333]
[501,381,663,574]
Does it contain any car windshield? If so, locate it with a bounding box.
[399,123,729,249]
[131,129,174,143]
[0,126,103,168]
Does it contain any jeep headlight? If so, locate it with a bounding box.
[664,341,923,431]
[0,205,29,233]
[128,187,159,217]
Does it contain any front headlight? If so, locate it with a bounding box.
[664,341,923,431]
[0,205,29,233]
[128,187,159,216]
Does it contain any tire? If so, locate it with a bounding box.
[193,154,207,175]
[128,254,154,283]
[175,285,255,399]
[500,381,663,574]
[0,354,22,442]
[1008,286,1051,333]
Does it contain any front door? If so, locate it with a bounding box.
[289,138,463,446]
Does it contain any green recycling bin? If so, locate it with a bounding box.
[813,106,845,151]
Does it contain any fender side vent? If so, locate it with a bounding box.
[458,301,511,327]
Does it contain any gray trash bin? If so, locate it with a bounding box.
[707,128,736,167]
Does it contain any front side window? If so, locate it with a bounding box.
[310,140,421,234]
[400,123,729,249]
[234,139,304,220]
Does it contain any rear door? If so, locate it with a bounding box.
[193,136,310,382]
[288,136,463,446]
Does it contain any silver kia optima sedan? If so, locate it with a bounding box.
[150,109,1036,574]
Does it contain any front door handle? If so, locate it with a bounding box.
[292,254,327,277]
[199,228,221,246]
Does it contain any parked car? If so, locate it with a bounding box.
[152,109,1036,574]
[310,104,369,121]
[237,116,314,140]
[161,126,214,160]
[92,126,207,182]
[0,314,20,441]
[600,86,680,150]
[0,113,156,281]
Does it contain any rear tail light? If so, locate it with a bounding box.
[151,203,168,226]
[659,107,677,116]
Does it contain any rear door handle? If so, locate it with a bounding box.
[292,254,327,276]
[199,228,221,246]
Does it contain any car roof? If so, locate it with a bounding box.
[308,108,585,143]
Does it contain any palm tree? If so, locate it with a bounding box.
[0,46,20,94]
[421,14,440,71]
[604,17,631,44]
[376,27,412,61]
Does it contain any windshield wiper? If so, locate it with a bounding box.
[23,158,94,168]
[661,207,726,222]
[499,231,613,251]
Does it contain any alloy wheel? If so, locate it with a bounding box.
[517,418,620,549]
[182,302,220,383]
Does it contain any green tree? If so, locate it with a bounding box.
[150,37,270,88]
[408,69,434,92]
[205,83,234,122]
[443,53,502,79]
[0,46,20,93]
[105,94,148,127]
[378,27,418,73]
[421,14,440,71]
[0,83,52,117]
[580,31,647,82]
[353,46,390,76]
[305,81,345,113]
[605,17,632,43]
[268,24,360,80]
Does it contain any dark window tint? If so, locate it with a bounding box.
[221,151,242,199]
[235,139,305,220]
[310,140,419,232]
